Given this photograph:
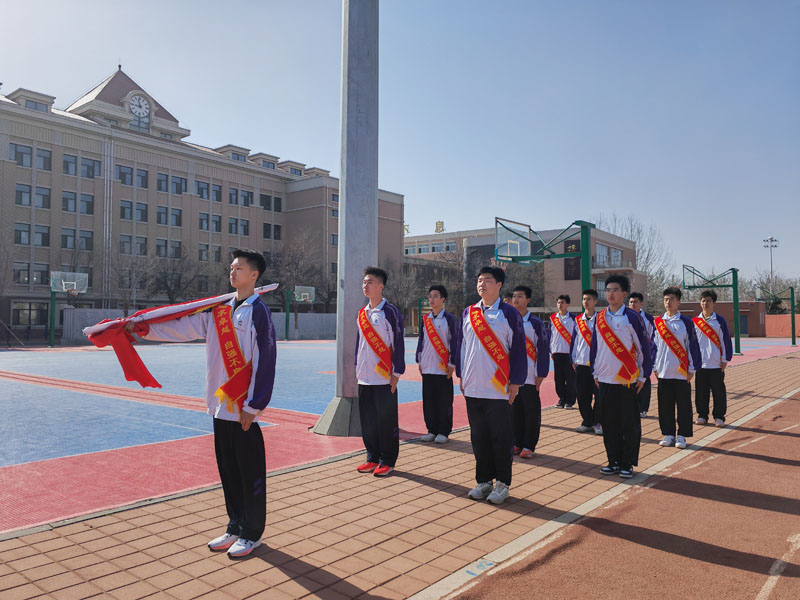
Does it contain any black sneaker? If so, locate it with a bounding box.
[600,464,620,475]
[555,401,566,409]
[619,467,634,479]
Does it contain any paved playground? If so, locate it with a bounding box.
[0,339,798,599]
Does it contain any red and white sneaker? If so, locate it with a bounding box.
[513,446,522,455]
[373,464,393,477]
[208,533,238,551]
[357,461,379,473]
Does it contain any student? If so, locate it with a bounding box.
[126,249,276,558]
[571,289,601,434]
[510,285,549,458]
[550,294,577,409]
[653,287,702,450]
[590,274,651,479]
[628,292,656,418]
[355,267,406,477]
[415,284,459,443]
[502,290,514,304]
[456,267,526,505]
[693,290,733,427]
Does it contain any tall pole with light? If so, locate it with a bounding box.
[763,236,778,294]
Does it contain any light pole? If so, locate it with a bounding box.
[763,236,778,293]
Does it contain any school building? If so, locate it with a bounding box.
[0,68,404,338]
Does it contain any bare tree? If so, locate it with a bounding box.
[271,229,319,314]
[149,247,203,304]
[110,250,158,316]
[384,256,426,325]
[740,269,799,313]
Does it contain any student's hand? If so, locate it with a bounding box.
[635,381,644,393]
[535,377,544,391]
[508,384,520,405]
[418,364,423,376]
[239,410,256,432]
[652,370,658,379]
[124,321,135,333]
[390,374,399,394]
[594,378,600,388]
[447,365,455,380]
[687,372,694,383]
[572,363,577,371]
[721,362,728,372]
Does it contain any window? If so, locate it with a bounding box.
[196,181,209,199]
[63,154,77,175]
[331,208,338,218]
[15,223,30,245]
[197,275,209,293]
[120,200,132,220]
[170,208,182,227]
[75,266,93,288]
[36,149,51,171]
[431,242,443,253]
[105,118,118,127]
[130,113,149,133]
[260,194,272,211]
[156,206,168,225]
[274,197,282,212]
[81,158,101,179]
[232,152,246,162]
[171,176,187,195]
[332,193,339,203]
[199,213,209,231]
[13,262,29,283]
[9,143,32,167]
[62,191,76,212]
[15,184,31,206]
[79,230,93,251]
[417,244,429,254]
[160,132,173,139]
[331,262,337,275]
[262,160,275,169]
[135,202,147,223]
[595,243,609,266]
[274,224,282,240]
[157,173,168,192]
[212,184,221,202]
[169,240,181,258]
[156,238,167,257]
[212,245,222,262]
[211,215,221,232]
[80,194,94,215]
[240,190,253,206]
[12,302,48,326]
[263,223,272,239]
[262,251,272,267]
[290,167,302,176]
[596,279,606,297]
[115,165,133,186]
[35,187,50,209]
[331,234,338,246]
[136,236,147,256]
[34,225,50,247]
[229,187,239,205]
[445,241,457,252]
[25,99,48,112]
[133,169,147,189]
[404,246,412,255]
[610,247,623,268]
[228,218,238,234]
[61,228,76,249]
[120,234,132,255]
[199,243,209,261]
[31,263,49,285]
[239,219,249,236]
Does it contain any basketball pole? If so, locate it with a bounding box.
[48,289,56,348]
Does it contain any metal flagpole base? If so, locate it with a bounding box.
[311,396,362,436]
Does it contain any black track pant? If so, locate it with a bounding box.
[422,373,454,436]
[214,418,266,542]
[466,397,513,486]
[695,368,727,422]
[637,379,652,414]
[513,384,541,451]
[553,353,577,406]
[599,383,641,468]
[576,365,601,427]
[657,378,693,437]
[358,384,399,467]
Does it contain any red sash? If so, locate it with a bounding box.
[525,336,537,364]
[212,304,253,413]
[692,316,721,352]
[596,309,639,384]
[550,313,572,345]
[358,307,392,380]
[655,316,689,377]
[424,314,450,373]
[576,314,593,347]
[469,305,510,394]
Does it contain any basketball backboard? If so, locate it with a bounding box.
[50,271,89,295]
[495,217,534,265]
[294,285,315,303]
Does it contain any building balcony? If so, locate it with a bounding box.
[592,257,634,273]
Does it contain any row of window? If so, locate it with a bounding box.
[262,223,283,240]
[13,263,93,288]
[16,185,95,213]
[10,144,101,178]
[404,241,458,255]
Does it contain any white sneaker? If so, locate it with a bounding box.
[468,481,494,500]
[675,435,687,449]
[576,425,593,433]
[659,435,675,447]
[227,537,262,558]
[640,411,648,418]
[208,533,238,551]
[715,419,725,427]
[487,482,510,505]
[420,433,435,442]
[593,424,603,435]
[434,434,448,444]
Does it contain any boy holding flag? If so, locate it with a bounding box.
[693,290,733,427]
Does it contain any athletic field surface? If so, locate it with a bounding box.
[0,338,798,599]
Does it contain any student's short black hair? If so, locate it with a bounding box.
[503,290,514,299]
[605,274,630,293]
[700,290,718,302]
[629,292,644,302]
[363,266,388,285]
[557,294,571,303]
[231,248,267,280]
[478,266,505,285]
[663,286,682,300]
[513,285,532,299]
[582,289,598,299]
[429,284,448,299]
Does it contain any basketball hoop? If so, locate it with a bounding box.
[66,289,80,301]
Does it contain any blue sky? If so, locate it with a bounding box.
[2,0,797,278]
